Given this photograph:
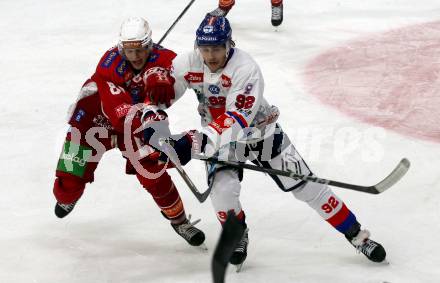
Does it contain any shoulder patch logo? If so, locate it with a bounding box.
[74,109,86,122]
[101,51,118,68]
[244,83,254,94]
[148,53,159,63]
[221,74,232,88]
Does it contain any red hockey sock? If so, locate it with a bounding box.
[218,209,245,226]
[219,0,235,10]
[137,164,185,222]
[53,176,86,204]
[271,0,283,7]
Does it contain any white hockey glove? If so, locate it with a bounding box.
[255,105,280,128]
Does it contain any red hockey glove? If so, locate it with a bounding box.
[143,67,175,107]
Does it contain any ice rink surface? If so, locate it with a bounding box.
[1,0,440,282]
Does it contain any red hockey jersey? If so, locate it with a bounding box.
[91,44,176,132]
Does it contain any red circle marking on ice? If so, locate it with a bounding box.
[303,21,440,143]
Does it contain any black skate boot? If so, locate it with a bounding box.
[345,224,386,262]
[54,201,77,218]
[171,216,206,247]
[271,3,283,26]
[229,228,249,268]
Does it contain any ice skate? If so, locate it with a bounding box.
[171,215,206,249]
[229,228,249,272]
[347,229,386,263]
[271,3,283,27]
[54,201,77,218]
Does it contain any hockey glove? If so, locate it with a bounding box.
[143,67,175,107]
[159,130,207,166]
[141,105,172,147]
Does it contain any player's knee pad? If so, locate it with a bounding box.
[291,181,329,202]
[53,176,86,204]
[206,162,243,187]
[210,169,242,221]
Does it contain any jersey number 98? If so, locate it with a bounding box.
[235,94,255,109]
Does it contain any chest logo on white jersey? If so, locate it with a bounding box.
[244,83,254,94]
[184,72,204,83]
[221,74,232,88]
[208,85,220,95]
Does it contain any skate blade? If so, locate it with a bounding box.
[196,243,208,252]
[235,262,244,273]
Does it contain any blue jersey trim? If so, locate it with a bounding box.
[226,111,246,128]
[101,51,118,68]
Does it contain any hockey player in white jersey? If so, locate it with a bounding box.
[141,15,386,267]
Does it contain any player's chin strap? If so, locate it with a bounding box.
[195,155,411,194]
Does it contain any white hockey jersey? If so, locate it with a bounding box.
[171,48,278,155]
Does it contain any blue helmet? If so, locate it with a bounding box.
[195,15,232,46]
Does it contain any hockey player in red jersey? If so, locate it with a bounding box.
[52,17,205,247]
[210,0,283,26]
[143,15,387,268]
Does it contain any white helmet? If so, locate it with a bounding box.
[117,17,153,54]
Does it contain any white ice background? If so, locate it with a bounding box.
[1,0,439,282]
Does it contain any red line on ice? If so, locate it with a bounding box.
[303,21,440,143]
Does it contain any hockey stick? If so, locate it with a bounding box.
[160,140,210,203]
[158,0,197,45]
[197,157,410,194]
[212,211,245,283]
[174,163,211,203]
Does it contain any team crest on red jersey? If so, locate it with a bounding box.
[116,61,127,77]
[115,103,132,118]
[101,51,118,68]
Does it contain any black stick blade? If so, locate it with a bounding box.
[211,212,245,283]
